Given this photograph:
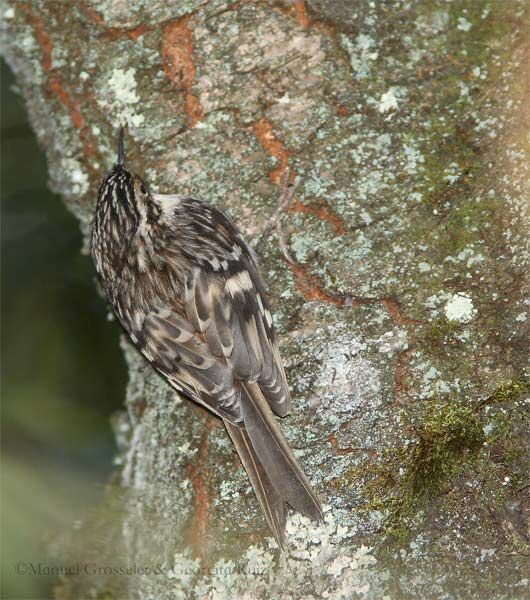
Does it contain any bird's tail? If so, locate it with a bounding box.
[224,381,322,548]
[225,421,288,546]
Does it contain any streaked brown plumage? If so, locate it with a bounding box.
[91,129,322,547]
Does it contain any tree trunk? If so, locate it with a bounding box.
[2,1,529,598]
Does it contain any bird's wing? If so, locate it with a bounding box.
[183,263,292,417]
[137,258,291,422]
[139,304,240,421]
[152,194,292,417]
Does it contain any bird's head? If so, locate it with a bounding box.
[96,128,156,232]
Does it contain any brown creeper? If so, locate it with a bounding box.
[91,129,322,547]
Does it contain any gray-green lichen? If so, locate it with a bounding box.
[1,0,528,598]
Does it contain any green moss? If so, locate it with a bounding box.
[482,378,530,406]
[479,378,530,491]
[340,378,528,544]
[346,401,484,541]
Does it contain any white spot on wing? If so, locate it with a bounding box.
[207,255,221,271]
[256,294,265,314]
[225,271,253,296]
[133,310,144,331]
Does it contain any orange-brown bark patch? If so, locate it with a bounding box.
[127,23,150,41]
[252,118,290,183]
[162,17,204,128]
[49,78,84,129]
[19,3,53,71]
[20,4,97,162]
[288,261,344,306]
[381,297,417,327]
[293,0,310,29]
[393,349,412,405]
[187,416,215,565]
[289,199,346,236]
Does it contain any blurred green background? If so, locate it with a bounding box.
[1,60,127,598]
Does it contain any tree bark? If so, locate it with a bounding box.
[2,1,529,598]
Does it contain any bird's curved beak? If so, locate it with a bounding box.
[116,127,125,168]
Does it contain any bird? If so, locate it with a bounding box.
[91,128,322,548]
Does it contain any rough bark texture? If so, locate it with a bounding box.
[2,1,529,598]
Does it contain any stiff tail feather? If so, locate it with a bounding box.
[224,381,322,547]
[225,421,287,547]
